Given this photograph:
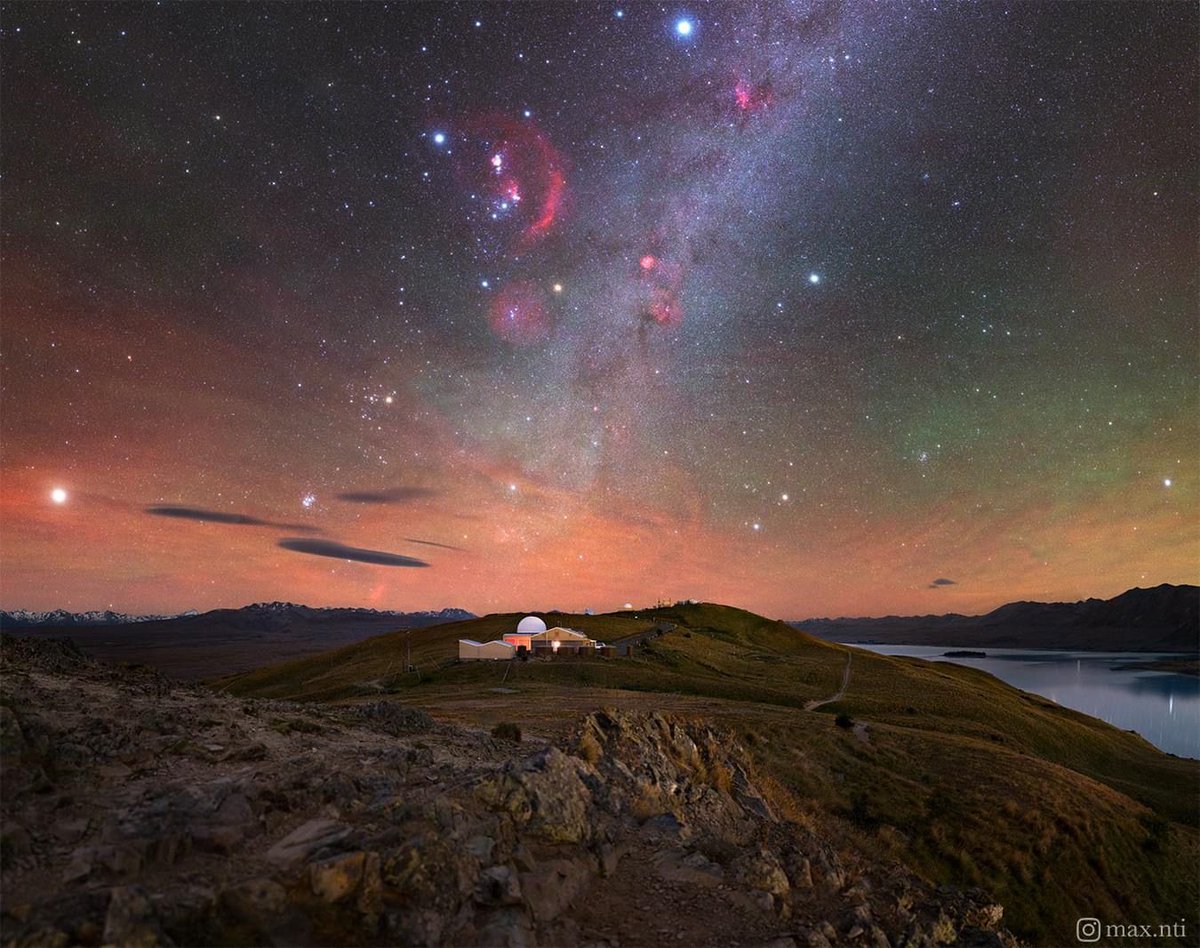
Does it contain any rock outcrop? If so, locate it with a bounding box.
[0,635,1018,946]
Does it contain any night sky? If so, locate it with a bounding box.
[2,2,1195,618]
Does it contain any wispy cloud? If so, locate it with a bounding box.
[278,538,430,567]
[146,505,320,534]
[335,487,436,505]
[404,537,466,551]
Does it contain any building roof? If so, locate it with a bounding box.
[541,626,591,640]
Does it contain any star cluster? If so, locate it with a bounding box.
[1,2,1195,616]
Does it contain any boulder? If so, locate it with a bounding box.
[356,851,384,918]
[350,701,434,734]
[217,877,287,922]
[478,747,594,844]
[266,818,352,869]
[310,851,367,903]
[477,907,535,947]
[102,886,162,948]
[474,865,523,906]
[519,857,592,922]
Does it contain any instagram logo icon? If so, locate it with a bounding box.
[1077,918,1102,942]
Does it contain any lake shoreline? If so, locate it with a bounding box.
[847,642,1200,760]
[832,638,1200,655]
[1113,657,1200,677]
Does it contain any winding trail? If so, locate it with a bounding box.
[805,651,853,711]
[610,622,676,656]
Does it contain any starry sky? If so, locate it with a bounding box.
[1,2,1196,618]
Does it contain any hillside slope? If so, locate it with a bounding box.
[220,602,1200,943]
[1,636,1019,948]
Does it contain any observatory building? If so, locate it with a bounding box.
[459,615,598,660]
[502,614,548,650]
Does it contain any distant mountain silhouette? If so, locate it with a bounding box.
[0,608,196,626]
[0,602,475,678]
[0,601,472,628]
[794,584,1198,652]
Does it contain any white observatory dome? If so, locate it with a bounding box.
[516,615,547,633]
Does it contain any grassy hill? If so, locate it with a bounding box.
[218,602,1200,944]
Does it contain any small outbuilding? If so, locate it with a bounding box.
[530,626,597,653]
[458,638,516,661]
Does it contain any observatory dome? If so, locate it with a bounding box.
[516,615,547,633]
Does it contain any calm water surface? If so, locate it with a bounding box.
[850,644,1199,759]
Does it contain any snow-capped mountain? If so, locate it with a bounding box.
[0,608,198,627]
[0,604,473,629]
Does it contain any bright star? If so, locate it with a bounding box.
[675,17,694,36]
[432,132,446,145]
[1164,478,1173,488]
[50,487,68,505]
[553,283,563,293]
[808,273,821,285]
[301,492,316,509]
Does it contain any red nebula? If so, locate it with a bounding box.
[452,113,567,247]
[647,289,684,328]
[734,78,774,115]
[637,253,685,328]
[526,166,564,242]
[487,282,553,346]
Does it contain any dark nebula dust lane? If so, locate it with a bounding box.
[0,2,1195,615]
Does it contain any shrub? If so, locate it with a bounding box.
[491,721,522,742]
[835,712,854,729]
[577,729,602,764]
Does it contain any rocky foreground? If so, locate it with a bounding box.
[0,637,1017,947]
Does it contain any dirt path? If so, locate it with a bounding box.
[804,651,852,711]
[609,622,676,656]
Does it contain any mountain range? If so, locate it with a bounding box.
[0,602,475,678]
[0,601,471,628]
[793,583,1198,652]
[0,608,199,626]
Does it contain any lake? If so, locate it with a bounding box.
[850,644,1200,759]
